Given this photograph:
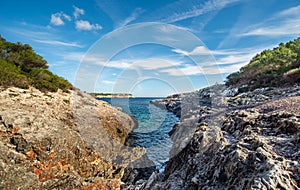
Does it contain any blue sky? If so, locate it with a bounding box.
[1,0,300,97]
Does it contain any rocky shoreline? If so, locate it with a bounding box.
[0,87,147,189]
[126,84,300,189]
[1,84,299,189]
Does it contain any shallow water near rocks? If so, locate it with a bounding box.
[99,98,178,171]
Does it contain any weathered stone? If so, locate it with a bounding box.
[10,133,30,153]
[0,87,141,189]
[137,84,300,190]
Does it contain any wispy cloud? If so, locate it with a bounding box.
[50,12,71,26]
[63,52,86,61]
[83,56,182,70]
[172,46,240,56]
[240,5,300,37]
[173,45,260,64]
[159,0,240,23]
[6,26,55,39]
[279,5,300,16]
[117,8,144,28]
[101,80,115,85]
[73,5,85,19]
[168,45,270,76]
[83,49,253,77]
[133,58,182,70]
[75,20,102,31]
[5,24,84,49]
[216,53,255,65]
[161,62,246,76]
[84,57,131,69]
[34,39,83,47]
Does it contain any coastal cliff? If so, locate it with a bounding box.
[0,36,154,189]
[125,38,300,189]
[0,86,142,189]
[142,85,300,189]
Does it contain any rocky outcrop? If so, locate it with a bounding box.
[0,87,143,189]
[137,85,300,189]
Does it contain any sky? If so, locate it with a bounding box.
[1,0,300,97]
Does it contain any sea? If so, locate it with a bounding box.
[98,97,178,171]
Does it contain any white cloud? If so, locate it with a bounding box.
[63,52,86,61]
[75,20,102,31]
[241,21,300,37]
[133,58,181,70]
[83,56,182,71]
[84,56,131,69]
[101,80,115,85]
[161,65,203,76]
[216,54,255,65]
[34,39,82,47]
[117,8,144,28]
[240,5,300,37]
[172,46,213,56]
[73,5,85,19]
[62,14,71,21]
[278,5,300,16]
[161,0,241,23]
[172,46,254,57]
[161,62,246,76]
[81,45,265,77]
[167,45,269,76]
[50,12,71,26]
[50,14,64,26]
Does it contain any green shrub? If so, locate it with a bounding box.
[226,37,300,90]
[0,35,72,92]
[0,59,30,89]
[29,68,72,92]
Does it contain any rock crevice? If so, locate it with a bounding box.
[130,85,300,190]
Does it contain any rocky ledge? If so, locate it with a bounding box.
[0,87,147,189]
[129,85,300,189]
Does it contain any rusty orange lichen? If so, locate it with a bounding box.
[12,127,19,134]
[25,150,36,160]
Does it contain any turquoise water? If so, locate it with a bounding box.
[99,98,178,170]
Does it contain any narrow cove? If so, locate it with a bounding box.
[98,97,179,171]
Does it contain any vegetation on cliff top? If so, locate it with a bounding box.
[226,37,300,91]
[0,35,72,92]
[2,34,300,93]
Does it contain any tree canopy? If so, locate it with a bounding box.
[0,35,48,71]
[226,37,300,91]
[0,35,72,92]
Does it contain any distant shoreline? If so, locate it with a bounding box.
[90,93,134,98]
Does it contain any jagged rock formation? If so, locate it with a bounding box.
[128,85,300,189]
[0,87,145,189]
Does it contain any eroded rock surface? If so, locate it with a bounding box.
[130,85,300,190]
[0,87,144,189]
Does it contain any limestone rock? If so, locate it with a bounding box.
[0,87,141,189]
[142,84,300,189]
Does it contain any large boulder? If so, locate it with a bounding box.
[0,87,141,189]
